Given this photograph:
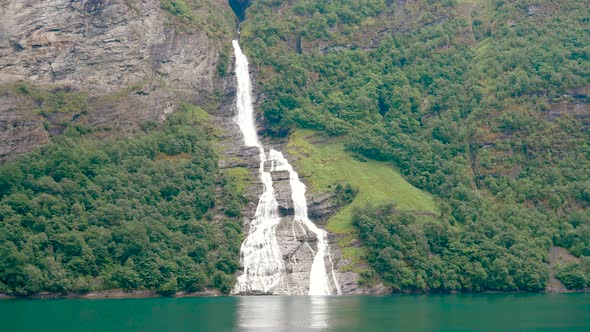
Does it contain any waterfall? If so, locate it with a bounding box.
[269,150,340,295]
[232,39,283,294]
[231,40,339,295]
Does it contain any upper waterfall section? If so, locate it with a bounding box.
[232,40,260,148]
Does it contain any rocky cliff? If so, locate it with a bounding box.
[0,0,370,295]
[0,0,234,161]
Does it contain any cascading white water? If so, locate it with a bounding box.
[232,40,283,294]
[269,150,340,295]
[231,40,339,295]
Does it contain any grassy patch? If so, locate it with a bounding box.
[155,152,191,162]
[339,247,367,273]
[13,84,88,116]
[223,167,251,194]
[287,130,439,234]
[178,103,211,123]
[159,0,235,39]
[160,0,195,22]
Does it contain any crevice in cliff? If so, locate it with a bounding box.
[229,0,250,21]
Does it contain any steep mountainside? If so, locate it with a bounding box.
[0,0,588,296]
[0,0,233,161]
[0,0,251,296]
[239,0,590,292]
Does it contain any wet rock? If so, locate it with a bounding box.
[337,272,365,294]
[273,216,315,295]
[234,289,273,296]
[273,179,294,216]
[271,170,290,181]
[219,146,260,169]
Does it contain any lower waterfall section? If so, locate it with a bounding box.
[233,148,283,294]
[269,150,341,296]
[231,40,340,295]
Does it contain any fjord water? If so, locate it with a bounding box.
[231,40,338,295]
[2,294,589,331]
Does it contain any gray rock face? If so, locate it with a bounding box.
[308,192,342,222]
[0,0,220,94]
[327,234,390,295]
[273,215,342,295]
[273,178,294,216]
[273,216,314,294]
[0,92,49,161]
[0,0,231,161]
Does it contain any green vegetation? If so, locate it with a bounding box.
[9,84,88,117]
[287,130,437,234]
[161,0,195,22]
[355,205,548,292]
[556,260,590,290]
[0,105,244,296]
[217,45,232,77]
[223,167,251,194]
[159,0,235,39]
[1,0,587,295]
[241,0,590,292]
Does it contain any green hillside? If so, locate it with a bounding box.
[241,0,590,291]
[1,0,588,295]
[287,129,438,234]
[0,105,244,295]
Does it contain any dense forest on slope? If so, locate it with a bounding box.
[240,0,590,291]
[0,0,246,296]
[0,104,244,295]
[0,0,588,296]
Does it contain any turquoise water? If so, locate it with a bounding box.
[1,293,589,331]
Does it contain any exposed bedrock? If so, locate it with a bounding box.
[0,0,232,162]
